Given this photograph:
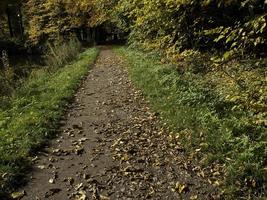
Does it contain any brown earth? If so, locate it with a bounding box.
[13,47,219,200]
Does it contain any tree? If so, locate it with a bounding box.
[24,0,71,45]
[0,0,23,39]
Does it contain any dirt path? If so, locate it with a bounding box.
[19,47,218,200]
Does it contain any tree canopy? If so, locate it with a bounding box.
[113,0,267,58]
[3,0,262,56]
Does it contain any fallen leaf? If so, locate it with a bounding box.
[75,190,87,200]
[37,165,46,170]
[75,183,83,191]
[100,195,110,200]
[79,137,89,143]
[11,191,26,199]
[74,146,84,155]
[175,182,189,194]
[213,180,220,186]
[190,195,198,200]
[92,183,100,200]
[49,178,55,184]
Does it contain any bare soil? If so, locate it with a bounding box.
[16,47,218,200]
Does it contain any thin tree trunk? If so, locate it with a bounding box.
[6,7,13,37]
[18,5,24,37]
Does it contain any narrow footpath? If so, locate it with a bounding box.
[19,47,218,200]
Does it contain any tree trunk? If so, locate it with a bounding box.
[6,7,13,37]
[18,6,24,37]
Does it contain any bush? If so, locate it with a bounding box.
[115,0,267,58]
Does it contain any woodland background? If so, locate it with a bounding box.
[0,0,266,199]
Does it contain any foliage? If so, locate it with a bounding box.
[23,0,119,45]
[115,46,266,199]
[0,48,99,196]
[2,0,267,53]
[0,14,9,39]
[24,0,71,45]
[114,0,267,57]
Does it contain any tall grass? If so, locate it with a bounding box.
[0,39,83,108]
[45,38,82,69]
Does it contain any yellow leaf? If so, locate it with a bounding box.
[11,191,26,199]
[175,182,188,194]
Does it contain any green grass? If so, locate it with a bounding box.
[0,48,99,195]
[114,46,266,199]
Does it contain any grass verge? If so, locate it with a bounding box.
[0,48,99,196]
[114,46,266,199]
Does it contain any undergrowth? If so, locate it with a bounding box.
[0,39,83,102]
[45,38,82,69]
[0,48,99,196]
[115,47,266,199]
